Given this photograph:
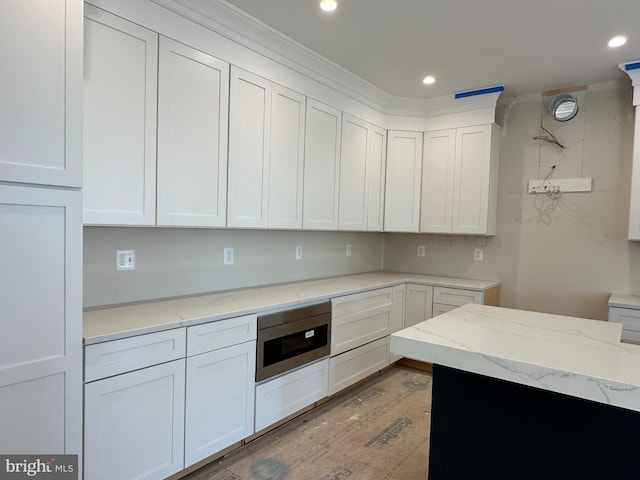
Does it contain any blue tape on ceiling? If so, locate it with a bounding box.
[455,85,505,99]
[625,62,640,71]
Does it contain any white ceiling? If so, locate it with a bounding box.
[222,0,640,99]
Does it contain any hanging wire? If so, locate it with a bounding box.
[533,126,565,150]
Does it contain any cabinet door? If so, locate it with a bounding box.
[269,85,306,229]
[303,99,342,230]
[157,36,229,227]
[83,5,158,225]
[389,284,406,363]
[185,341,256,467]
[384,131,423,232]
[628,108,640,239]
[228,67,271,228]
[421,129,456,233]
[405,284,434,327]
[453,124,498,235]
[0,0,82,187]
[0,185,82,457]
[338,113,370,231]
[367,126,387,231]
[84,360,185,480]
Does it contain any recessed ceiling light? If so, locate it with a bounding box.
[320,0,337,12]
[423,75,436,85]
[608,35,627,48]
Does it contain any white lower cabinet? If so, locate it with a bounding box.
[185,341,256,467]
[433,286,483,308]
[328,286,405,395]
[608,296,640,344]
[328,336,389,396]
[431,286,484,317]
[84,359,186,480]
[432,303,457,316]
[184,314,257,467]
[331,287,394,356]
[389,284,406,363]
[405,284,434,327]
[255,359,329,432]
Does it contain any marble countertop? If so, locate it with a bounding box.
[84,271,500,345]
[390,303,640,412]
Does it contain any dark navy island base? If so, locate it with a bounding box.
[428,365,640,480]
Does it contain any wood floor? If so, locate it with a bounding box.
[183,366,432,480]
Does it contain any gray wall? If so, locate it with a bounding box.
[84,228,383,307]
[384,81,640,320]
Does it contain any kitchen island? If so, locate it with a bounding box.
[390,304,640,480]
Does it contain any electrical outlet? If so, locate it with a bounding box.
[417,245,426,257]
[473,248,484,261]
[116,250,135,271]
[296,245,303,260]
[223,247,234,265]
[346,244,352,256]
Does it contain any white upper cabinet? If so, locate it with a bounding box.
[339,114,370,231]
[157,36,229,227]
[421,129,456,233]
[421,124,500,235]
[384,131,423,232]
[629,108,640,239]
[0,0,82,187]
[83,5,158,225]
[303,99,342,230]
[268,85,306,229]
[367,126,387,231]
[227,67,272,228]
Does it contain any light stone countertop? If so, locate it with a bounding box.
[389,303,640,412]
[84,271,500,345]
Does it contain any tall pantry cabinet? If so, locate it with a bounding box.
[0,0,83,463]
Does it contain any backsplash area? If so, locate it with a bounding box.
[83,227,383,308]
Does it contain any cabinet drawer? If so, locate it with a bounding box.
[433,303,457,317]
[187,314,257,356]
[255,358,328,432]
[609,307,640,344]
[328,337,389,396]
[433,287,482,307]
[331,306,392,356]
[332,287,393,317]
[85,328,186,382]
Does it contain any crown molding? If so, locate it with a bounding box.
[150,0,503,119]
[151,0,397,112]
[620,60,640,106]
